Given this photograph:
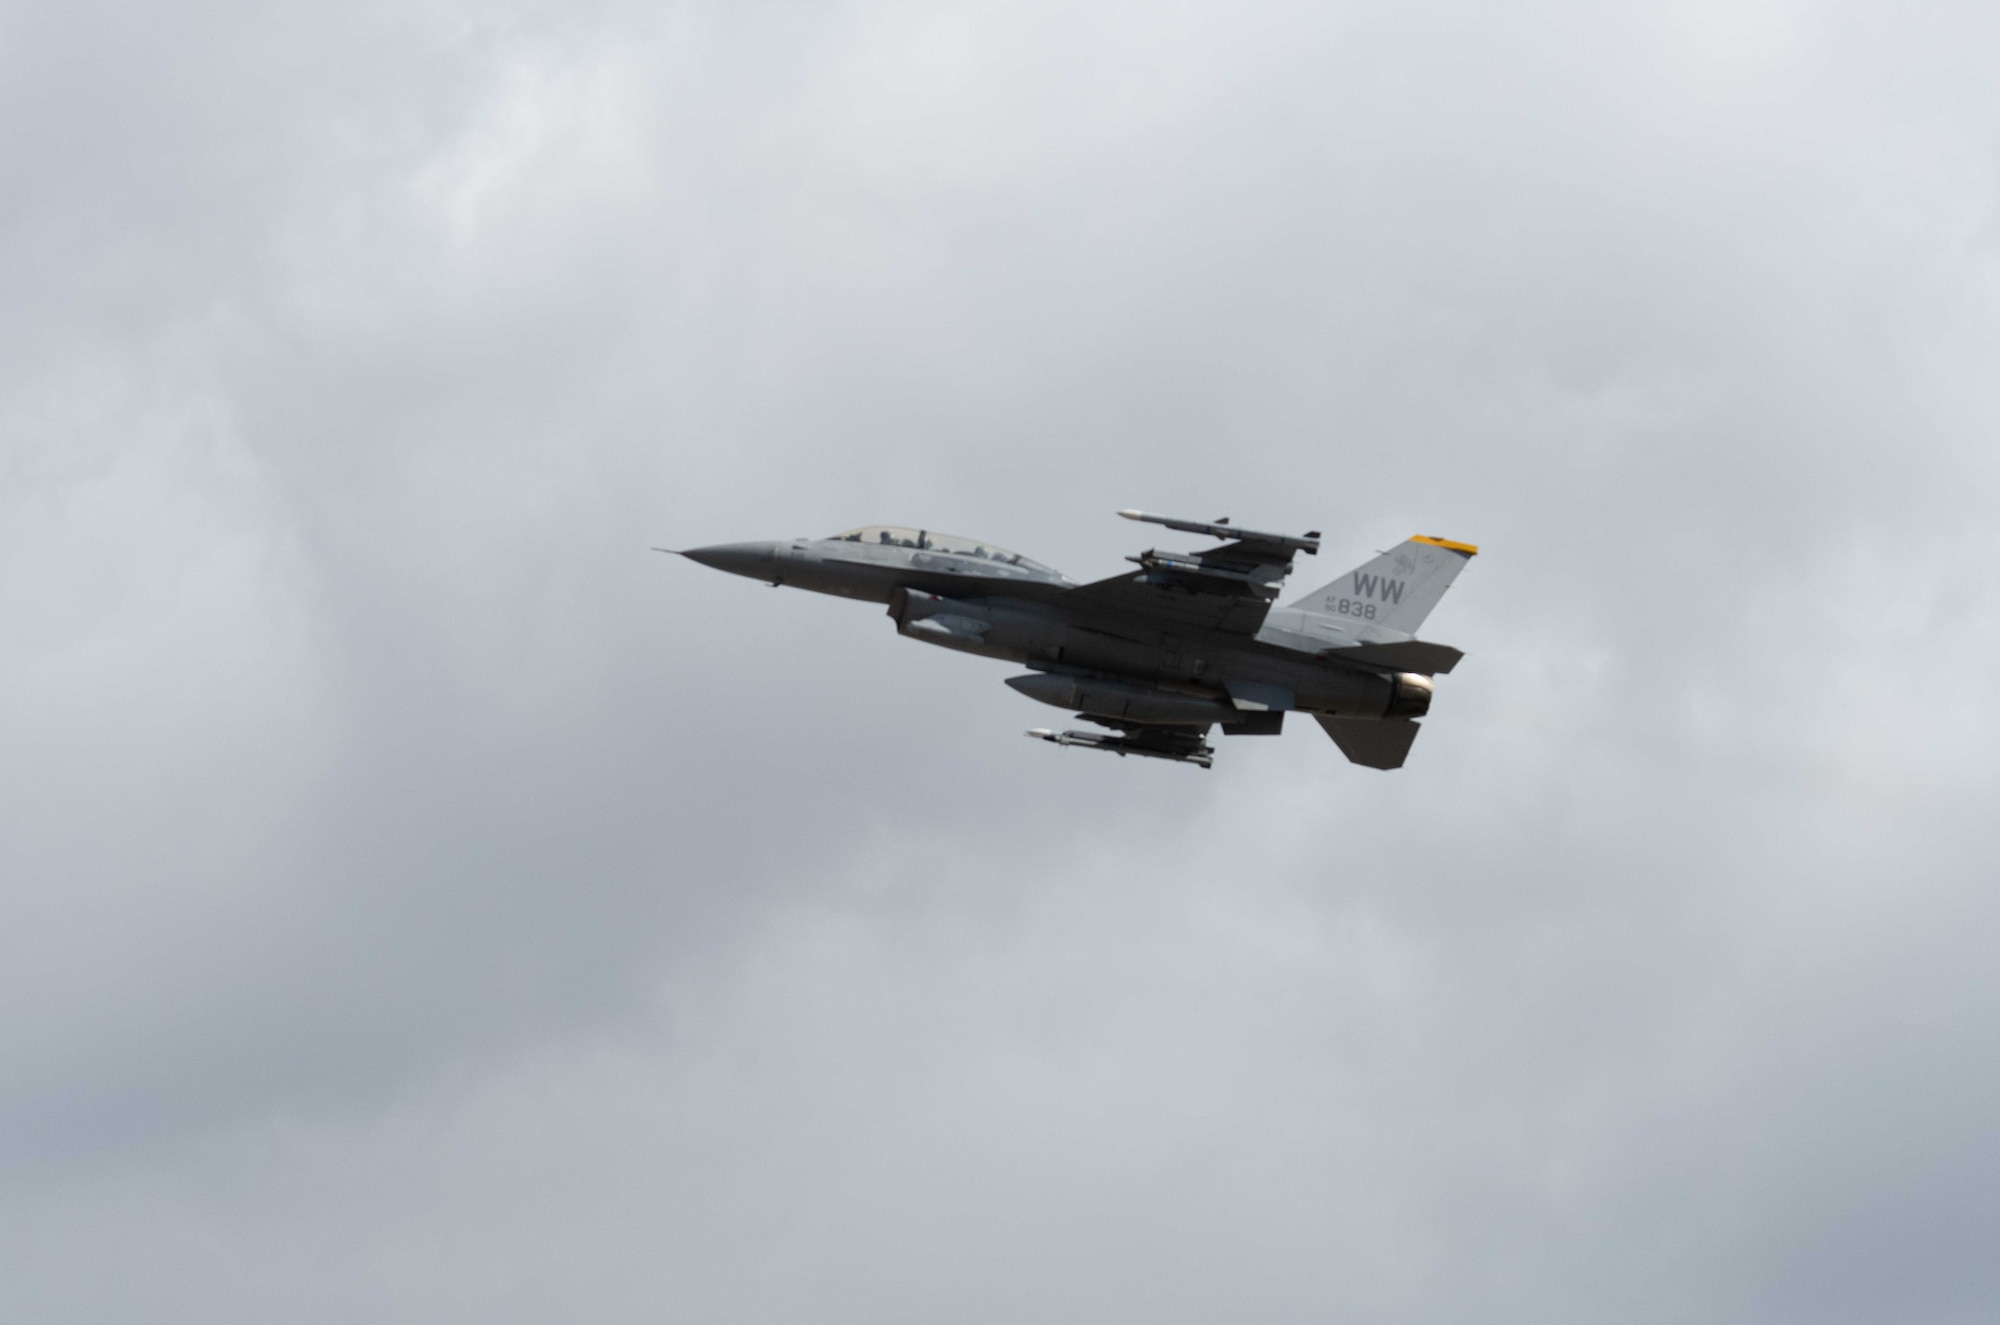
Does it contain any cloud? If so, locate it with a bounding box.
[3,1,1998,1320]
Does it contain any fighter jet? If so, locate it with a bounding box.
[668,511,1476,770]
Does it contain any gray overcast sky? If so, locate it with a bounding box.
[4,1,1999,1321]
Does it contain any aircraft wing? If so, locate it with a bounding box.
[1062,570,1280,634]
[1064,510,1321,637]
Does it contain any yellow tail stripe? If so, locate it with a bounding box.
[1410,535,1479,556]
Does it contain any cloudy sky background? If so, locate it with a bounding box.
[5,1,1999,1320]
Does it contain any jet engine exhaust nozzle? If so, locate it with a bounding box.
[1386,672,1434,718]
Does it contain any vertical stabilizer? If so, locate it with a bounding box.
[1285,536,1477,635]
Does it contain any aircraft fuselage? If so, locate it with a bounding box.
[680,530,1428,725]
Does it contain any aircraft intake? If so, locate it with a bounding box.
[890,589,1067,660]
[1006,672,1237,725]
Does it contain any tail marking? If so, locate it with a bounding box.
[1351,573,1406,604]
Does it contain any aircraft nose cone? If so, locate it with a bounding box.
[681,541,780,579]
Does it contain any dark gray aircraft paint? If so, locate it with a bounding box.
[671,511,1476,769]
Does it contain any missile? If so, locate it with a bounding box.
[1116,509,1319,555]
[1023,727,1214,769]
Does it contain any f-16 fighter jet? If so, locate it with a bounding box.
[669,511,1476,770]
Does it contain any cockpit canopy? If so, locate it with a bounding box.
[829,525,1060,577]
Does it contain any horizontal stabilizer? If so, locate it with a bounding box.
[1320,640,1464,675]
[1315,716,1421,770]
